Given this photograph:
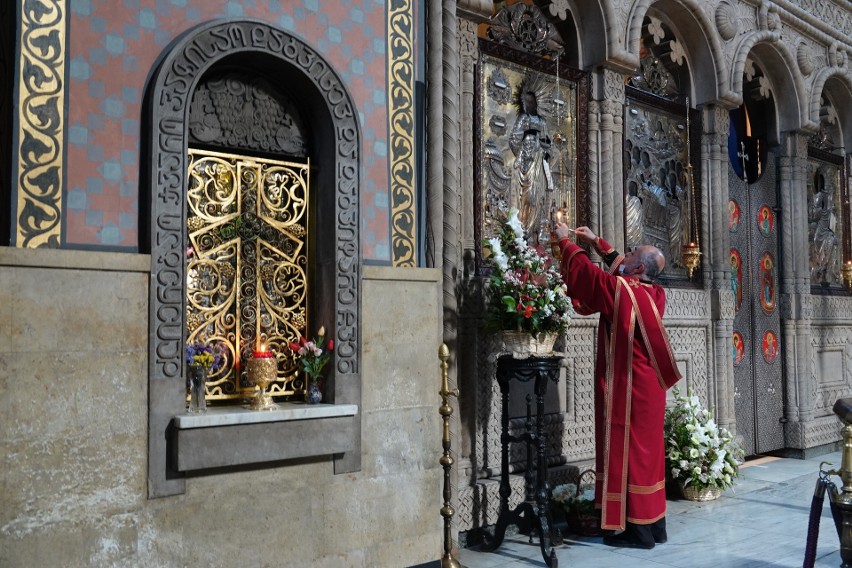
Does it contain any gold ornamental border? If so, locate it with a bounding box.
[16,0,65,247]
[387,0,416,267]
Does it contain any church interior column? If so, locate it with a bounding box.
[455,10,480,507]
[703,104,737,433]
[588,68,626,249]
[779,131,817,440]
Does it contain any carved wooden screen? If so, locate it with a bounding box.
[807,150,845,290]
[477,43,583,250]
[186,148,310,401]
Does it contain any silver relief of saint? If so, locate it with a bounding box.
[480,53,577,247]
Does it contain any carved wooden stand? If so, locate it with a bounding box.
[481,355,561,567]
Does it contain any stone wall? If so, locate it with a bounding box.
[0,250,444,567]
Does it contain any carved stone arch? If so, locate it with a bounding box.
[810,71,852,149]
[562,0,614,70]
[625,0,733,105]
[145,19,361,497]
[731,32,814,141]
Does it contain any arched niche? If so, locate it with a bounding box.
[144,19,362,497]
[812,73,852,150]
[563,0,632,72]
[625,0,731,106]
[731,38,810,141]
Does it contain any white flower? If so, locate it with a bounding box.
[506,208,524,239]
[665,387,743,492]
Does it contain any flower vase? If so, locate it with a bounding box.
[305,378,323,404]
[187,365,207,414]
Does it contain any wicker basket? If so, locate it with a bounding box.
[496,330,558,359]
[679,481,721,502]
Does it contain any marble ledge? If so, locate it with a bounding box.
[174,403,358,429]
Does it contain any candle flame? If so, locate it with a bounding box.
[744,105,752,137]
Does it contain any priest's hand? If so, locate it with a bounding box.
[574,226,597,244]
[554,222,574,241]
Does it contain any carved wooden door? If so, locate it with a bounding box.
[728,149,784,456]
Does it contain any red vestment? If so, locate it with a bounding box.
[559,237,681,530]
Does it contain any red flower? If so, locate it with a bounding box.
[522,304,536,318]
[327,339,334,351]
[288,342,301,352]
[300,336,308,346]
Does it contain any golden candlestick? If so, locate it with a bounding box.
[247,347,279,410]
[438,344,462,568]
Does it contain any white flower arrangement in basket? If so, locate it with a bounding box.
[664,388,744,499]
[483,208,571,357]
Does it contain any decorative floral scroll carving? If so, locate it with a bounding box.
[486,2,564,58]
[15,0,64,247]
[388,0,416,267]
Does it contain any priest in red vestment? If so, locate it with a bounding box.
[554,223,682,549]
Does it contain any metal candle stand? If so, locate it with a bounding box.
[437,344,463,568]
[806,398,852,568]
[481,354,561,568]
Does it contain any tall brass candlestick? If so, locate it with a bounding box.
[438,344,462,568]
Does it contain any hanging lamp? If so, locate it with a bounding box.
[682,96,702,279]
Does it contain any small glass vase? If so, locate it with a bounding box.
[305,378,323,404]
[187,365,208,414]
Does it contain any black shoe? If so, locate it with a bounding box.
[651,517,667,544]
[602,524,655,550]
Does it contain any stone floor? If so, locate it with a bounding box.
[457,451,846,568]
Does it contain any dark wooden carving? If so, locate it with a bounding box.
[189,71,307,157]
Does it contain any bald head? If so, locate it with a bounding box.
[623,245,665,281]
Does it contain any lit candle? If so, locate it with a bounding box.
[556,210,562,223]
[253,343,274,359]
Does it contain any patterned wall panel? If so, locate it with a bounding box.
[811,325,852,414]
[63,0,396,260]
[14,0,65,248]
[387,0,416,266]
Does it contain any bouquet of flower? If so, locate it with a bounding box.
[185,341,223,371]
[289,326,334,382]
[552,481,595,517]
[483,208,571,336]
[664,388,743,491]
